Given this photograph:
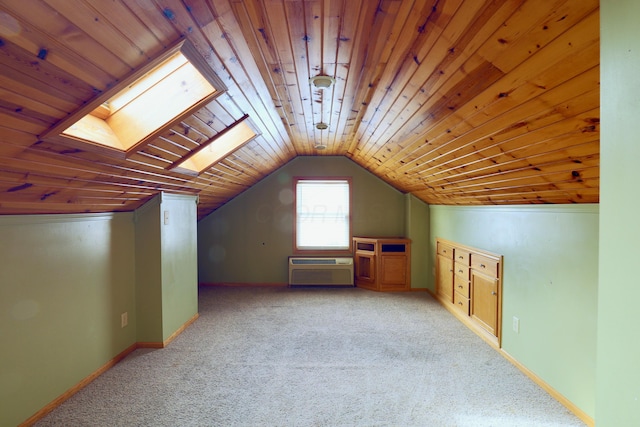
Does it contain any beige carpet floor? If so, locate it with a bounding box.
[35,285,585,426]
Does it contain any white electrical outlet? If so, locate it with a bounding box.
[512,316,520,334]
[163,210,169,225]
[121,312,128,328]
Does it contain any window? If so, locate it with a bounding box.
[171,115,257,175]
[41,39,226,157]
[294,178,351,252]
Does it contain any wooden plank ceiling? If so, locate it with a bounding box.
[0,0,599,219]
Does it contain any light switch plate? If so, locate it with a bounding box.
[512,316,520,333]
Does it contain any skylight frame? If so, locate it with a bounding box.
[170,114,259,176]
[40,38,227,159]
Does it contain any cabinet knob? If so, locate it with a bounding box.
[458,302,463,306]
[491,291,497,296]
[458,269,463,273]
[481,264,486,268]
[458,285,463,289]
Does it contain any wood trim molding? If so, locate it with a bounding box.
[427,286,594,426]
[199,282,288,287]
[136,342,165,349]
[500,349,595,427]
[429,204,600,215]
[19,313,200,426]
[137,313,200,349]
[163,313,199,347]
[198,284,437,290]
[19,343,138,426]
[436,237,503,259]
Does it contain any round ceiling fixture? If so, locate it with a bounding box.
[315,122,329,130]
[309,75,335,89]
[314,144,327,150]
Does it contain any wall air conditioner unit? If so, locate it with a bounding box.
[288,257,354,286]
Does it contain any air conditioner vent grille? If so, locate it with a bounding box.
[288,257,354,286]
[291,258,337,265]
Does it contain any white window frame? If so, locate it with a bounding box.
[294,177,352,253]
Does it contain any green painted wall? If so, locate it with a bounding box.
[198,156,415,284]
[160,194,198,342]
[598,1,640,424]
[0,213,137,427]
[405,194,430,288]
[135,198,164,343]
[136,193,199,343]
[430,205,598,419]
[0,193,199,425]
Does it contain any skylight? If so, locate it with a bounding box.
[171,115,258,175]
[41,39,226,156]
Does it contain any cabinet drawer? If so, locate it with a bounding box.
[454,248,471,265]
[454,292,470,316]
[471,254,499,277]
[454,274,470,297]
[454,263,469,279]
[437,243,454,258]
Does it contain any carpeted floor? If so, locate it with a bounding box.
[35,286,585,426]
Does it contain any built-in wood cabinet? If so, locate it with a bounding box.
[353,237,411,291]
[453,247,471,316]
[436,242,454,303]
[435,238,503,347]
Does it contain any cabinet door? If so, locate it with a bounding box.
[354,252,377,290]
[379,255,407,289]
[470,270,499,336]
[436,255,454,303]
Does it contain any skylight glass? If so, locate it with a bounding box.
[172,117,257,175]
[42,39,225,156]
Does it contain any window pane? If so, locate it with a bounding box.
[296,180,350,250]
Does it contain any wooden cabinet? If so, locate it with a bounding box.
[470,253,501,336]
[471,269,499,336]
[453,248,471,316]
[435,238,503,347]
[436,241,454,303]
[353,237,411,291]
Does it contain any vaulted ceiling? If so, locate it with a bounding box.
[0,0,599,219]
